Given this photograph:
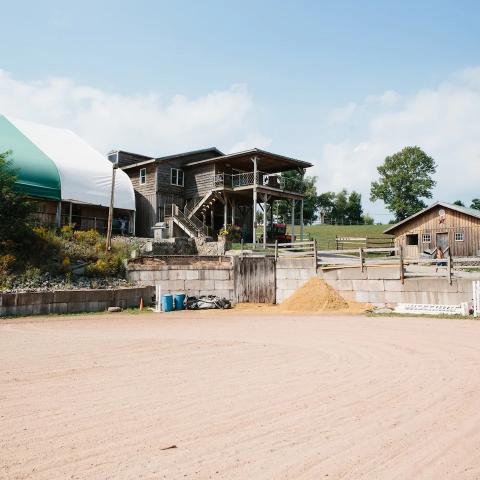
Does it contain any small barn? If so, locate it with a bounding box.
[384,202,480,257]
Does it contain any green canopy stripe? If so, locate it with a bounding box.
[0,115,61,201]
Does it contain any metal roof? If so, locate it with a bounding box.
[184,148,313,172]
[384,201,480,234]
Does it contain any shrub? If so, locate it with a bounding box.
[60,225,74,240]
[74,229,100,246]
[0,254,16,274]
[86,252,125,278]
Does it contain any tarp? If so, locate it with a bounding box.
[0,115,61,201]
[0,115,135,210]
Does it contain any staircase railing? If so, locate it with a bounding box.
[166,204,209,238]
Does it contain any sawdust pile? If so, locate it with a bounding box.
[279,277,364,313]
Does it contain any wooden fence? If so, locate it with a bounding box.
[335,236,394,250]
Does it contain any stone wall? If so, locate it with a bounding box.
[276,257,317,303]
[127,256,235,300]
[322,266,476,307]
[0,286,154,317]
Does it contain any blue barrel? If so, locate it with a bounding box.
[161,294,174,312]
[174,293,186,310]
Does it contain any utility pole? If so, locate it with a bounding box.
[106,151,119,252]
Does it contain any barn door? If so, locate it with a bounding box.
[436,232,449,251]
[234,257,276,303]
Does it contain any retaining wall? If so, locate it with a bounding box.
[276,257,318,303]
[127,256,235,300]
[0,286,154,317]
[322,266,476,306]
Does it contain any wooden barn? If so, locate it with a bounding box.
[384,202,480,258]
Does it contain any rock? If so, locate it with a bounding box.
[373,307,394,314]
[107,306,122,313]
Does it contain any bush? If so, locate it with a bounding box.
[74,229,100,246]
[86,252,125,278]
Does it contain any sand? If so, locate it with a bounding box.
[2,312,480,479]
[279,277,369,314]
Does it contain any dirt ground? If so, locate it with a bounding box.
[2,312,480,479]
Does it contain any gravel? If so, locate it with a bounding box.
[1,273,133,294]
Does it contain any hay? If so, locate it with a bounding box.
[279,277,364,313]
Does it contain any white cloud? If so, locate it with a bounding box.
[315,67,480,220]
[0,70,269,156]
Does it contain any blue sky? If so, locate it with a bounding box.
[2,0,480,220]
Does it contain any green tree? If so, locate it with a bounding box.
[361,213,375,225]
[0,151,33,251]
[346,191,363,223]
[331,189,348,222]
[470,199,480,210]
[370,146,437,221]
[453,200,465,207]
[317,192,335,218]
[276,171,318,225]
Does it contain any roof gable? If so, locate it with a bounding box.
[384,201,480,234]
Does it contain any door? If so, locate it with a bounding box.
[436,232,449,252]
[233,257,276,303]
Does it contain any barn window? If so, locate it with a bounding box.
[171,168,184,187]
[422,233,431,243]
[455,232,464,242]
[406,234,419,246]
[139,168,146,185]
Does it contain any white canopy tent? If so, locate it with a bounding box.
[5,115,135,211]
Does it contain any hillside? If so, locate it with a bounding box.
[300,224,391,249]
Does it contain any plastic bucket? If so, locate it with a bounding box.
[174,293,186,311]
[161,294,174,312]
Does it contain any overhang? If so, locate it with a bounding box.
[183,148,313,173]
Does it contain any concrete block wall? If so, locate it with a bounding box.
[276,257,317,303]
[127,256,235,300]
[322,266,476,307]
[0,287,154,317]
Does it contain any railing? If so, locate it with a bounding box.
[31,211,111,233]
[165,204,210,238]
[211,171,305,193]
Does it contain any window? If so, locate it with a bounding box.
[422,233,431,243]
[139,168,146,185]
[406,234,419,246]
[171,168,184,186]
[455,232,464,242]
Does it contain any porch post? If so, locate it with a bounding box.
[223,193,228,229]
[231,198,236,226]
[263,194,268,249]
[252,156,258,246]
[291,200,295,244]
[300,198,304,241]
[55,202,62,228]
[69,202,73,226]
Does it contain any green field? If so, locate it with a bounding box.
[298,224,391,249]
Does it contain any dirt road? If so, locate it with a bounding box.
[2,312,480,479]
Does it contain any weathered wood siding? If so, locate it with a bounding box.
[392,206,480,256]
[184,164,215,199]
[157,160,185,196]
[233,257,276,303]
[123,164,157,236]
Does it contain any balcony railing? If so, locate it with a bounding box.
[213,171,305,193]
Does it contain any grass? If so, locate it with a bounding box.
[297,224,391,249]
[231,224,392,250]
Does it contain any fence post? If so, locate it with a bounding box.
[241,238,244,255]
[275,240,278,261]
[313,239,317,269]
[335,235,339,250]
[399,245,405,284]
[447,251,452,285]
[359,247,364,272]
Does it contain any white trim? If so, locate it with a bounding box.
[170,168,184,187]
[455,232,464,242]
[422,233,431,243]
[139,167,147,185]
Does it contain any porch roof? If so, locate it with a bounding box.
[183,148,313,173]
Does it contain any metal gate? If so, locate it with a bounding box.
[233,257,276,303]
